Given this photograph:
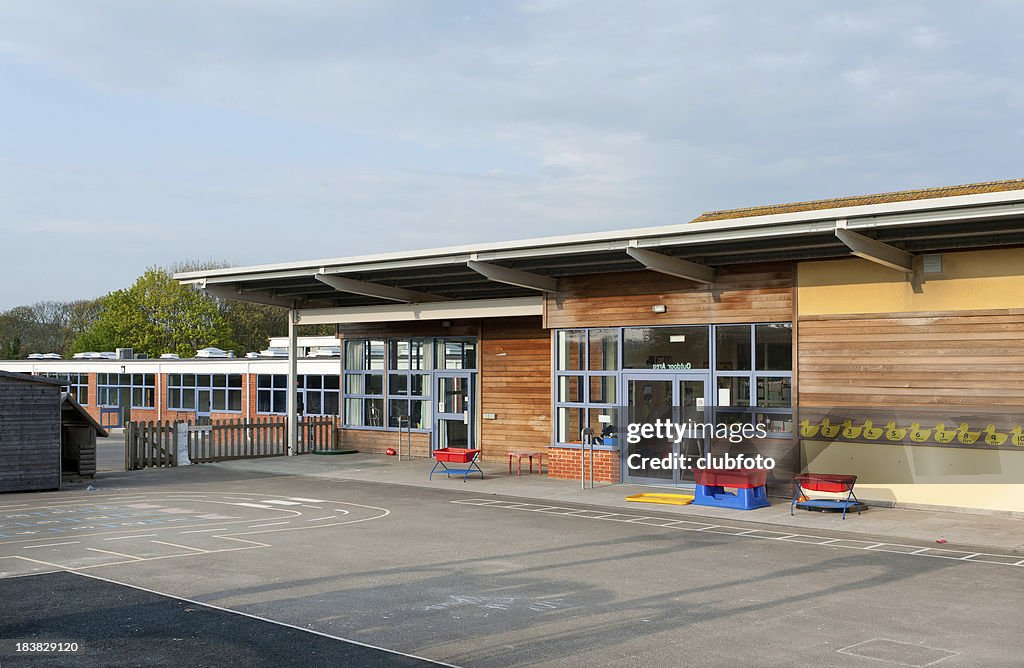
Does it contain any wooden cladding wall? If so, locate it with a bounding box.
[544,264,794,329]
[0,377,61,492]
[798,310,1024,409]
[479,317,551,463]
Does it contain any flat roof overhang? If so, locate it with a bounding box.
[175,189,1024,322]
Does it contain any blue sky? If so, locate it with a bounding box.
[1,1,1022,308]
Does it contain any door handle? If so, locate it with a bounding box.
[463,411,469,425]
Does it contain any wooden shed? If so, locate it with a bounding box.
[0,371,63,493]
[61,393,107,478]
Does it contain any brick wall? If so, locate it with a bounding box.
[546,446,620,483]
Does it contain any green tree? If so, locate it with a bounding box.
[71,267,235,358]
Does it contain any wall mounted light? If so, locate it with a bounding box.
[652,304,667,314]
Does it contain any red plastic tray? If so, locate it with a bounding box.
[693,468,768,489]
[793,473,857,493]
[433,448,480,463]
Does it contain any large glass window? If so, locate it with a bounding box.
[555,329,621,444]
[624,326,709,370]
[344,339,387,427]
[97,373,154,409]
[553,323,793,444]
[341,337,474,430]
[256,374,287,414]
[170,374,242,412]
[387,339,431,428]
[713,323,793,433]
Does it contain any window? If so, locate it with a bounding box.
[344,339,386,427]
[39,372,88,405]
[387,340,431,428]
[340,336,476,431]
[303,375,341,416]
[170,374,242,413]
[97,373,154,409]
[437,339,476,370]
[555,329,620,445]
[553,323,793,444]
[624,326,709,370]
[257,374,287,414]
[713,323,793,434]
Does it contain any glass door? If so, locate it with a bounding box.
[433,372,474,450]
[676,374,709,483]
[622,375,674,483]
[622,372,709,485]
[196,389,211,422]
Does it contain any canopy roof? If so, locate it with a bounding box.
[175,180,1024,317]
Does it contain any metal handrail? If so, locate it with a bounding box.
[397,416,412,461]
[581,427,595,489]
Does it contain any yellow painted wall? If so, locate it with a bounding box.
[797,248,1024,316]
[797,248,1024,512]
[801,440,1024,512]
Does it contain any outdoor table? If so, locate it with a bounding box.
[508,451,545,476]
[791,473,863,519]
[430,448,484,482]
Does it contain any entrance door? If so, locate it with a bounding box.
[433,372,474,450]
[196,389,211,423]
[621,373,709,485]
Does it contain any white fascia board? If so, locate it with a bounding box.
[295,296,543,326]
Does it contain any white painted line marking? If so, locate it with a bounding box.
[862,543,886,550]
[307,516,337,522]
[150,540,208,553]
[23,541,80,549]
[911,547,932,554]
[248,521,290,528]
[105,534,157,541]
[234,503,272,509]
[262,500,301,506]
[288,497,326,503]
[300,505,323,510]
[180,528,228,534]
[86,547,143,561]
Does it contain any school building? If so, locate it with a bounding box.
[7,178,1024,513]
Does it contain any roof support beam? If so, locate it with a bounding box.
[203,284,296,309]
[314,273,450,303]
[835,221,914,272]
[625,246,715,284]
[466,260,559,293]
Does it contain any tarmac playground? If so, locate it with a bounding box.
[1,447,1023,666]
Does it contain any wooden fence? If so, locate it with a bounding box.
[125,417,339,470]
